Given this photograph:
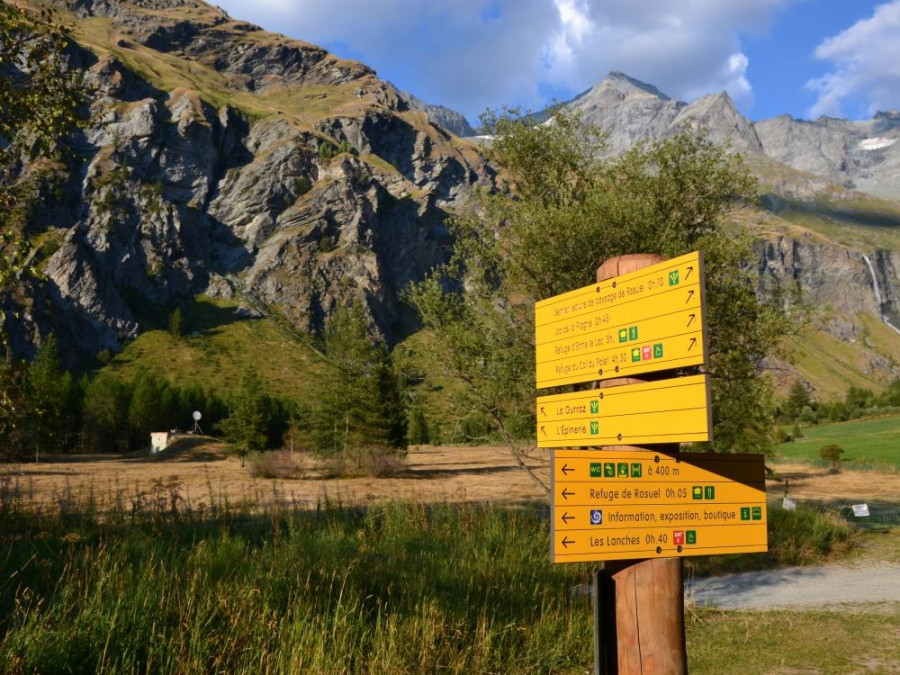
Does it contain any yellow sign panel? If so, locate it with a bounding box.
[536,374,711,447]
[551,449,767,563]
[535,252,706,388]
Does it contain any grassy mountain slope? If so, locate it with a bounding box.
[103,295,328,404]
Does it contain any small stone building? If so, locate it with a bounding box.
[150,432,171,455]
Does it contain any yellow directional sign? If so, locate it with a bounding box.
[536,374,711,447]
[535,252,706,388]
[551,449,767,563]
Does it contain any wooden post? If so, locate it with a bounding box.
[596,254,688,675]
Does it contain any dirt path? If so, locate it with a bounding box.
[687,560,900,611]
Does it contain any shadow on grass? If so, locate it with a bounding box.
[401,465,523,479]
[144,436,229,463]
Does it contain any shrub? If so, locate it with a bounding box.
[247,450,301,479]
[819,443,844,471]
[773,426,793,444]
[363,446,406,478]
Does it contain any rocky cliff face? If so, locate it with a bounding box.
[756,112,900,201]
[7,6,899,393]
[9,0,494,364]
[756,234,900,388]
[398,90,477,138]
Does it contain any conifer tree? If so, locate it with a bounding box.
[218,366,270,463]
[310,302,407,454]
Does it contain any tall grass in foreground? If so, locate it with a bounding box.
[0,486,853,674]
[0,499,592,674]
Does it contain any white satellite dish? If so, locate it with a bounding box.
[190,411,203,434]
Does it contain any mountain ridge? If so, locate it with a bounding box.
[552,70,900,201]
[3,1,899,399]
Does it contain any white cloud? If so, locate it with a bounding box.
[806,0,900,119]
[213,0,795,121]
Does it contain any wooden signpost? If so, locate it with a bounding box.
[534,251,769,675]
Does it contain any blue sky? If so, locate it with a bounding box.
[213,0,900,125]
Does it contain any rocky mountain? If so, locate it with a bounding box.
[561,71,900,201]
[756,112,900,201]
[4,2,899,398]
[6,0,494,364]
[565,71,762,155]
[398,90,477,139]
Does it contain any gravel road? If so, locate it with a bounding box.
[686,561,900,610]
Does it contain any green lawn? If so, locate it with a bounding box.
[775,415,900,469]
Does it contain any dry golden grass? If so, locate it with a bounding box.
[768,460,900,501]
[1,440,551,512]
[5,439,899,515]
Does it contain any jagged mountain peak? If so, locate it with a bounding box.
[590,70,671,101]
[673,90,763,152]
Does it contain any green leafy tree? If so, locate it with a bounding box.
[408,110,796,485]
[1,2,82,249]
[879,378,900,408]
[0,355,29,458]
[1,4,83,435]
[309,302,407,454]
[819,443,844,470]
[844,385,875,413]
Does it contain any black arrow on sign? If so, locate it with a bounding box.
[561,536,575,549]
[561,487,575,500]
[561,512,575,525]
[540,426,547,436]
[540,407,547,417]
[687,313,696,327]
[686,265,694,279]
[686,289,695,303]
[561,463,574,476]
[688,338,698,351]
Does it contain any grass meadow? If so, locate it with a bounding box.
[775,414,900,470]
[0,481,854,674]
